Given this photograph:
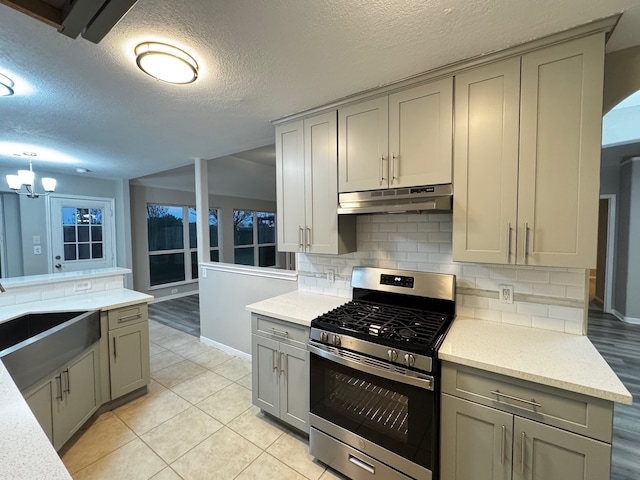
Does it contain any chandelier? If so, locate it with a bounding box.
[5,155,56,198]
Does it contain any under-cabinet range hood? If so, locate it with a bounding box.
[337,183,453,215]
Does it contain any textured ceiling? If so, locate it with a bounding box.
[1,0,640,183]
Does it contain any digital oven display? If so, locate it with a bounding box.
[380,274,414,289]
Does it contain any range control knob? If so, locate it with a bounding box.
[387,349,398,362]
[320,331,329,343]
[404,353,416,367]
[333,335,341,346]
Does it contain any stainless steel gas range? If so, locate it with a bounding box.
[308,267,456,480]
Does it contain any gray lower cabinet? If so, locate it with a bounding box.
[107,303,151,400]
[24,344,100,451]
[251,314,310,434]
[440,363,612,480]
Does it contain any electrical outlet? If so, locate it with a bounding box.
[499,284,514,304]
[74,281,91,292]
[327,269,335,282]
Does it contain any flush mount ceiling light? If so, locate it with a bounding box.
[0,73,15,96]
[135,42,198,84]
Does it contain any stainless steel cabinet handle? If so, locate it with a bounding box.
[272,350,278,372]
[520,432,526,474]
[491,390,542,408]
[349,455,375,474]
[63,368,70,394]
[118,313,142,323]
[506,223,511,262]
[392,153,399,183]
[298,226,304,249]
[55,375,63,400]
[379,155,386,184]
[306,226,311,249]
[270,327,289,338]
[500,425,505,465]
[113,337,117,358]
[280,352,285,375]
[523,222,530,263]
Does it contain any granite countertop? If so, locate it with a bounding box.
[439,317,633,405]
[0,289,152,479]
[0,288,152,324]
[246,290,348,327]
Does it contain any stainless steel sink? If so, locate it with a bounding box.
[0,310,100,391]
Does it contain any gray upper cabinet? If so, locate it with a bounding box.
[453,32,605,268]
[338,78,453,193]
[276,112,356,254]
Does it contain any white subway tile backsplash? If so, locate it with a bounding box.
[532,316,565,332]
[502,312,533,327]
[298,213,588,336]
[550,271,586,287]
[517,269,550,283]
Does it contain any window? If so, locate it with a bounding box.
[147,205,219,287]
[233,210,276,267]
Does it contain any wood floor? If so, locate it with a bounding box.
[587,310,640,480]
[148,296,639,480]
[148,294,200,337]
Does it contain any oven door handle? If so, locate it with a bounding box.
[308,343,434,391]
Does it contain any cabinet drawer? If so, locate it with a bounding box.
[441,362,613,442]
[252,315,309,347]
[107,304,148,330]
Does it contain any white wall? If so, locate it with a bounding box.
[298,213,589,335]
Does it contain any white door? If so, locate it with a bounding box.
[49,196,115,273]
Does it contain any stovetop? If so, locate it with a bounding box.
[311,299,454,356]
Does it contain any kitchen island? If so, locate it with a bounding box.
[0,287,152,480]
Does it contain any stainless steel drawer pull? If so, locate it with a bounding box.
[349,455,375,474]
[270,328,289,338]
[272,350,278,372]
[491,390,542,408]
[118,313,141,323]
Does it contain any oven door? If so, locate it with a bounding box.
[309,342,438,478]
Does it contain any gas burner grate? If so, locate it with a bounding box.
[313,300,450,351]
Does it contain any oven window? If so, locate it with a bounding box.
[310,352,435,470]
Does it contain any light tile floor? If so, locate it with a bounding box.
[61,320,348,480]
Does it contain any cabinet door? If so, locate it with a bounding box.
[24,380,54,444]
[251,334,280,418]
[517,33,605,268]
[109,322,150,400]
[452,57,521,264]
[279,342,310,434]
[388,78,453,188]
[304,111,340,254]
[513,417,611,480]
[338,96,389,192]
[276,120,306,252]
[441,393,512,480]
[54,346,99,450]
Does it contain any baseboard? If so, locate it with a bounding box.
[612,309,640,324]
[200,336,251,362]
[591,296,604,309]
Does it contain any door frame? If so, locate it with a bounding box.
[600,194,616,314]
[46,194,117,274]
